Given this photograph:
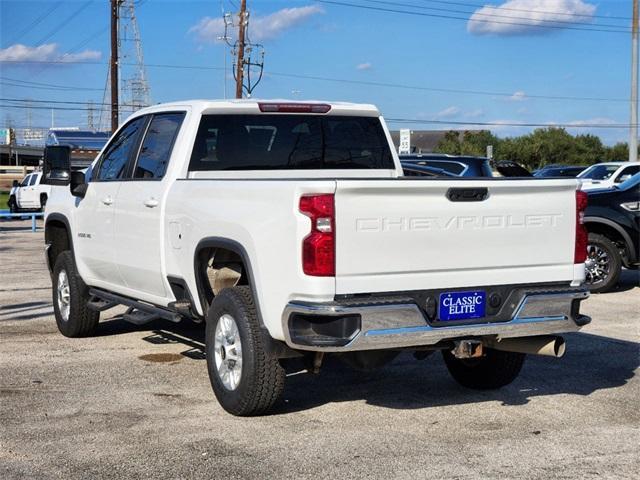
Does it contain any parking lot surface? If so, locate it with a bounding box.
[1,220,639,479]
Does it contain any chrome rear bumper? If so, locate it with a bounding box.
[282,289,590,352]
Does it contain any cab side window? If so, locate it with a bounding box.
[95,117,145,181]
[29,174,39,186]
[21,175,31,187]
[616,165,639,182]
[134,112,185,179]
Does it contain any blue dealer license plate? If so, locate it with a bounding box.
[438,290,486,321]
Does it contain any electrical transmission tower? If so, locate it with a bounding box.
[87,101,95,130]
[223,1,265,98]
[118,0,151,117]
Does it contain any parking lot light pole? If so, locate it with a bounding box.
[631,0,638,162]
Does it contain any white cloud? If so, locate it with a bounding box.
[467,0,597,36]
[190,5,323,43]
[60,50,102,62]
[565,117,617,127]
[356,62,372,70]
[509,90,527,101]
[435,106,462,118]
[0,43,101,63]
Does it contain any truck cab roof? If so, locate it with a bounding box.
[131,99,381,118]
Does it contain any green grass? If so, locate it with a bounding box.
[0,191,9,210]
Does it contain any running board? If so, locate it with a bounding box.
[88,288,182,324]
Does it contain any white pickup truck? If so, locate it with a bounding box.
[44,100,591,416]
[9,171,51,212]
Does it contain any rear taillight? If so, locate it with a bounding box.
[299,194,335,276]
[575,190,588,263]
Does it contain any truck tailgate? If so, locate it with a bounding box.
[334,179,578,294]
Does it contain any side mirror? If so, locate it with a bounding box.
[70,170,88,198]
[42,146,71,185]
[12,180,19,188]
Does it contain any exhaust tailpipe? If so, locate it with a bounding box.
[487,335,566,358]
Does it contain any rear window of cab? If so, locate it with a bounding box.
[188,114,395,171]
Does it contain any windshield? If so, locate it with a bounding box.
[578,164,619,180]
[189,114,394,171]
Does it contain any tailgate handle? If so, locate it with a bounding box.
[446,187,489,202]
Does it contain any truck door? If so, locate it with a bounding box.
[113,112,186,300]
[73,116,147,287]
[14,175,29,208]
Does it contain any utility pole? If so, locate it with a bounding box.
[235,0,247,99]
[630,0,638,162]
[110,0,120,133]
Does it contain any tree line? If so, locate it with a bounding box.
[435,128,631,170]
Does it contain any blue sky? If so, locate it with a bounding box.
[0,0,635,144]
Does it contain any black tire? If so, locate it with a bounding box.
[585,233,622,293]
[40,194,47,211]
[442,348,525,390]
[205,286,285,416]
[8,196,18,214]
[52,251,99,337]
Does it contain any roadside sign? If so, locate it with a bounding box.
[399,129,411,154]
[0,128,11,145]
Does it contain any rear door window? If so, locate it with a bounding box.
[189,114,394,171]
[133,112,185,179]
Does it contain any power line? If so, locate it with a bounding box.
[267,70,629,102]
[1,98,140,108]
[1,102,635,129]
[3,1,64,45]
[33,1,92,46]
[360,0,631,29]
[316,0,631,34]
[0,77,103,92]
[0,59,628,103]
[415,0,632,21]
[386,118,636,129]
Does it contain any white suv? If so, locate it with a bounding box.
[578,162,640,191]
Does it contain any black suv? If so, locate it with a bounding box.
[584,173,640,292]
[400,154,494,177]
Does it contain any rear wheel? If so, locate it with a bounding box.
[205,286,285,416]
[442,348,525,390]
[52,251,99,337]
[585,233,621,293]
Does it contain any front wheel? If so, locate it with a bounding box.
[8,196,18,214]
[585,233,622,293]
[52,251,99,337]
[205,286,285,416]
[442,348,525,390]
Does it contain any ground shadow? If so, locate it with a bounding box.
[600,268,640,294]
[94,311,639,415]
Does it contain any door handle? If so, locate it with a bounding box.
[101,196,113,206]
[144,198,159,208]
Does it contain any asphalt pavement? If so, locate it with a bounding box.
[1,220,639,479]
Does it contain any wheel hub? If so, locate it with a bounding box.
[213,314,243,391]
[57,270,71,322]
[585,244,610,285]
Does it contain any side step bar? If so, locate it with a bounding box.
[88,288,182,325]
